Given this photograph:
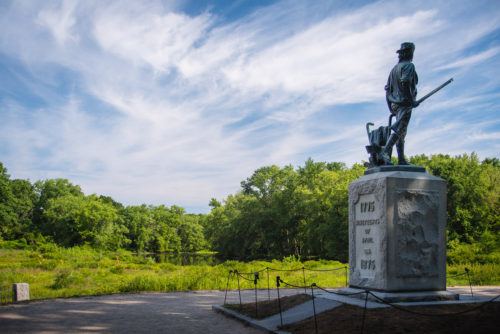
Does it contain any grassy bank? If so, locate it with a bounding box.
[0,244,498,301]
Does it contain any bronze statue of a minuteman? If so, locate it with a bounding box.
[380,42,419,165]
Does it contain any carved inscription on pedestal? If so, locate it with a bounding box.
[355,194,380,279]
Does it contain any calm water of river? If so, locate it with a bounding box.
[144,253,225,266]
[144,253,322,266]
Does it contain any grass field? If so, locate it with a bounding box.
[0,244,498,302]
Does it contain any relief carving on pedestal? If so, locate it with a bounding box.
[395,189,439,278]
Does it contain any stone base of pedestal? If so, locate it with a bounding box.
[348,167,448,292]
[338,287,459,303]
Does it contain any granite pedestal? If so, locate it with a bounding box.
[345,166,457,301]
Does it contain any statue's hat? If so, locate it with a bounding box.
[396,42,415,53]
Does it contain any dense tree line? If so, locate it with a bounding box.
[202,154,499,262]
[0,163,206,252]
[200,160,365,261]
[1,153,498,262]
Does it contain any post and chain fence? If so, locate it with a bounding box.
[448,267,474,296]
[223,265,349,304]
[0,285,12,304]
[223,267,499,334]
[281,278,499,334]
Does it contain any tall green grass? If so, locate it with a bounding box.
[0,244,498,302]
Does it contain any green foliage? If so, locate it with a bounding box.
[0,246,353,299]
[178,216,206,251]
[447,263,500,286]
[0,152,498,266]
[447,238,500,265]
[0,163,22,240]
[411,153,499,245]
[121,204,203,252]
[1,246,496,302]
[41,194,126,249]
[207,154,498,263]
[0,238,28,250]
[33,178,84,235]
[0,162,206,253]
[204,159,365,262]
[51,269,77,289]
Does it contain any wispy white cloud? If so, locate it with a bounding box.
[222,9,440,103]
[436,47,500,71]
[93,1,213,73]
[36,0,79,46]
[0,0,499,211]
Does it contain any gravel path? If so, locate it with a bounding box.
[0,287,497,333]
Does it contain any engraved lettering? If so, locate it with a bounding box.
[360,260,376,270]
[361,259,376,270]
[361,202,367,212]
[360,201,375,213]
[356,194,378,278]
[355,219,380,226]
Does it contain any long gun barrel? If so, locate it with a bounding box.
[416,78,453,105]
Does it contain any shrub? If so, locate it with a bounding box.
[51,270,76,289]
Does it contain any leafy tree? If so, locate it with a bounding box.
[42,194,126,249]
[296,162,364,261]
[120,204,204,252]
[99,195,124,210]
[239,165,300,258]
[205,159,365,261]
[204,154,499,262]
[1,152,497,264]
[121,205,155,251]
[178,215,206,252]
[150,205,181,252]
[0,163,17,240]
[33,178,84,236]
[202,197,233,255]
[411,153,498,243]
[203,194,245,258]
[9,179,38,240]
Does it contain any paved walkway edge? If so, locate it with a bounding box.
[212,305,287,333]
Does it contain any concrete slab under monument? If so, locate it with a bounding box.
[338,288,459,303]
[345,166,458,302]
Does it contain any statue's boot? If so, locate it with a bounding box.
[380,133,400,165]
[397,141,410,165]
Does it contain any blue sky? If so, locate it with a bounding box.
[0,0,499,213]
